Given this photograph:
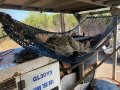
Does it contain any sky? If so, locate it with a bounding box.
[7,10,29,21]
[1,6,120,21]
[0,9,30,21]
[0,9,55,21]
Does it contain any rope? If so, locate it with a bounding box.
[45,41,120,54]
[70,46,120,90]
[0,12,118,64]
[0,49,15,57]
[1,32,119,55]
[61,35,112,71]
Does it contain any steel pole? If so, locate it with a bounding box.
[112,16,118,80]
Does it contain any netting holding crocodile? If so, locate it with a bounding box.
[0,12,118,64]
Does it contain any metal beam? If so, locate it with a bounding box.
[112,17,118,80]
[92,0,101,2]
[0,0,6,5]
[71,46,120,90]
[110,7,120,16]
[103,0,119,4]
[55,2,87,11]
[76,0,109,7]
[73,13,85,81]
[57,4,103,13]
[103,0,120,6]
[78,7,110,14]
[60,13,65,33]
[74,13,80,22]
[38,0,57,7]
[73,13,87,35]
[0,0,5,3]
[112,2,120,6]
[22,0,40,9]
[0,4,54,12]
[48,0,76,8]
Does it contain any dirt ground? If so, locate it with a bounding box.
[0,38,20,51]
[95,51,120,82]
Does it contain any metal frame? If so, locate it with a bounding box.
[73,13,84,82]
[113,16,119,80]
[0,0,114,13]
[0,0,120,89]
[60,13,65,33]
[70,46,120,90]
[60,15,120,88]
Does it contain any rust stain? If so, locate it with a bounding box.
[15,72,21,76]
[12,72,21,78]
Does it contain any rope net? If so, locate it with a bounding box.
[0,12,117,63]
[80,16,113,37]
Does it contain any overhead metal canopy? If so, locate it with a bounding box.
[0,0,119,13]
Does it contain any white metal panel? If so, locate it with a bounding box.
[0,56,56,82]
[13,76,21,90]
[61,73,77,90]
[74,83,89,90]
[20,62,60,90]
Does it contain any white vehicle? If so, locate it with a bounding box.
[102,31,120,60]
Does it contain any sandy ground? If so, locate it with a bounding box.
[95,51,120,82]
[0,38,20,51]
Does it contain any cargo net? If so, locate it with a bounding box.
[0,12,115,63]
[80,16,113,37]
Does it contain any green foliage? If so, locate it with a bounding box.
[52,14,61,30]
[23,12,48,29]
[64,14,78,30]
[0,23,7,37]
[23,12,78,32]
[0,30,3,37]
[0,23,3,37]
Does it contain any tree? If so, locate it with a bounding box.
[23,12,78,32]
[0,23,4,37]
[52,14,61,31]
[23,12,48,30]
[64,14,78,30]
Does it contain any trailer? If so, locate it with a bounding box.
[0,0,120,90]
[0,48,61,90]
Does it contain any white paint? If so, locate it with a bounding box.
[0,56,56,82]
[20,62,61,90]
[0,55,60,90]
[61,73,77,90]
[74,83,89,90]
[0,48,57,82]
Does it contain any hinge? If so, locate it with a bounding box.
[17,80,25,90]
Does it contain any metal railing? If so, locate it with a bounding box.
[60,16,120,90]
